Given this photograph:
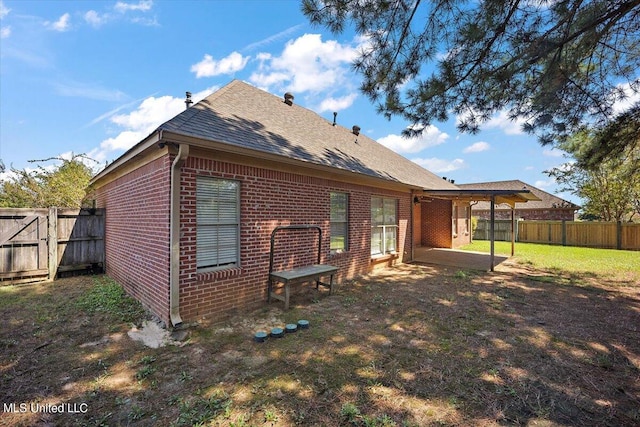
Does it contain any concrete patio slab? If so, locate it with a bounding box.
[413,247,509,271]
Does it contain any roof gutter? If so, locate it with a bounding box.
[170,140,189,328]
[160,129,427,193]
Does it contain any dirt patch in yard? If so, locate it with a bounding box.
[1,263,639,426]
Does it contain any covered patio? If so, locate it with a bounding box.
[418,188,540,271]
[413,247,509,271]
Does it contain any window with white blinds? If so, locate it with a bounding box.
[196,177,240,271]
[330,192,348,252]
[371,197,397,256]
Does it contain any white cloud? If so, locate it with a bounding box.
[534,179,553,189]
[378,125,449,154]
[463,141,490,153]
[484,110,526,135]
[93,130,147,156]
[0,25,10,38]
[110,95,183,130]
[242,24,304,52]
[543,148,564,157]
[130,16,158,26]
[89,96,182,161]
[0,1,10,19]
[249,33,360,94]
[611,80,640,116]
[84,1,158,28]
[46,13,71,32]
[191,52,249,78]
[317,93,357,113]
[412,157,465,173]
[90,86,218,162]
[115,0,153,13]
[84,10,109,28]
[0,168,19,183]
[53,81,127,102]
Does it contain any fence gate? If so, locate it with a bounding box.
[0,208,105,284]
[0,209,49,282]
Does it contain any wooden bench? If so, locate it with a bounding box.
[268,264,338,310]
[267,225,338,310]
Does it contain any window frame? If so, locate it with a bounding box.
[196,176,240,272]
[464,206,470,235]
[330,192,349,253]
[452,203,458,237]
[371,197,398,256]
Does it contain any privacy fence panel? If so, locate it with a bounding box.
[473,219,515,242]
[620,223,640,250]
[56,208,105,273]
[473,219,639,250]
[0,207,105,284]
[0,209,49,281]
[518,221,564,245]
[564,222,617,249]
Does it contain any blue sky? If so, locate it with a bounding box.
[0,0,586,203]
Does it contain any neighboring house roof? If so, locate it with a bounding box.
[151,80,457,191]
[458,180,580,210]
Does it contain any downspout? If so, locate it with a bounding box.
[170,142,189,327]
[410,192,417,262]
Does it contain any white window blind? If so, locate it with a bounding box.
[196,177,239,270]
[371,197,397,256]
[330,192,348,252]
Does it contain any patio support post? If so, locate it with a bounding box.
[511,206,515,256]
[490,195,495,271]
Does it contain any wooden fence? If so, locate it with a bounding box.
[474,219,517,242]
[0,207,105,284]
[474,219,640,250]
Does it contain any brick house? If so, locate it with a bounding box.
[458,180,580,221]
[90,80,468,327]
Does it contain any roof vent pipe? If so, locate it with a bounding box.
[185,91,193,109]
[352,125,361,136]
[332,112,337,126]
[284,92,294,106]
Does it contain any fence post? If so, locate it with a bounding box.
[617,221,622,250]
[48,207,58,281]
[562,220,567,246]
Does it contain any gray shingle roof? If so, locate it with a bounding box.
[458,180,580,210]
[158,80,457,190]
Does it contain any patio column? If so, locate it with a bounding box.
[511,206,515,256]
[490,195,495,271]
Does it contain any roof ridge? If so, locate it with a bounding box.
[152,79,456,190]
[159,80,241,133]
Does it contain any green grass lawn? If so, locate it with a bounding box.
[461,240,640,279]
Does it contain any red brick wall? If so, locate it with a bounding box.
[473,208,576,221]
[421,198,452,248]
[94,153,421,324]
[176,156,413,322]
[93,155,172,323]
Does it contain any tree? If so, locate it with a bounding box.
[546,131,639,221]
[302,0,640,156]
[0,155,95,208]
[565,103,640,172]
